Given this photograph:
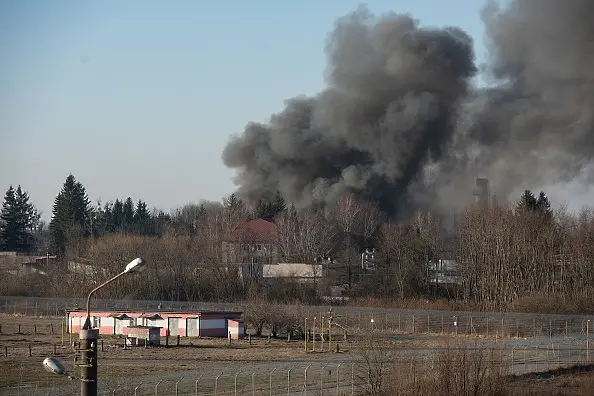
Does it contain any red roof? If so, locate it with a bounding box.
[225,218,278,243]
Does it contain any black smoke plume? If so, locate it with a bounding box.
[223,1,594,217]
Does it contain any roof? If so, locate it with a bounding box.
[66,309,243,316]
[139,313,163,320]
[225,218,278,243]
[107,313,132,319]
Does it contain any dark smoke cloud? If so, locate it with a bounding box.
[223,1,594,216]
[456,0,594,201]
[223,7,475,216]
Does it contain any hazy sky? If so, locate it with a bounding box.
[0,0,515,220]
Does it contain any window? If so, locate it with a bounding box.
[255,244,263,251]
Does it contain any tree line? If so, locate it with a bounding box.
[2,175,594,313]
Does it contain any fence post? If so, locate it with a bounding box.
[336,364,341,395]
[304,364,311,396]
[269,368,276,396]
[176,376,184,396]
[412,315,415,334]
[215,372,223,395]
[287,367,293,395]
[565,320,568,338]
[351,363,354,395]
[195,374,203,396]
[154,379,163,395]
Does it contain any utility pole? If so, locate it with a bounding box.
[79,327,99,396]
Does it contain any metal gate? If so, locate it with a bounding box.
[168,317,180,336]
[186,318,199,337]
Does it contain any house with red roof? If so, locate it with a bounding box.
[222,218,325,287]
[222,218,280,283]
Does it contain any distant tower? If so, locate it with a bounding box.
[473,178,490,206]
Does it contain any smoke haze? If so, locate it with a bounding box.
[222,1,594,217]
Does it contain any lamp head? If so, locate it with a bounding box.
[123,257,148,274]
[43,357,67,376]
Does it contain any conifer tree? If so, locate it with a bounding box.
[254,191,286,219]
[122,197,135,232]
[133,200,152,235]
[49,174,91,255]
[0,185,40,252]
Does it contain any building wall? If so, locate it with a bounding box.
[228,319,244,340]
[67,310,243,338]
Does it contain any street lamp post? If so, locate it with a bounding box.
[79,257,148,396]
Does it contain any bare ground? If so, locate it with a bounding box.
[3,313,594,395]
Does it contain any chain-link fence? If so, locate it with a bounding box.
[1,296,592,339]
[3,296,594,395]
[1,361,367,395]
[3,343,594,396]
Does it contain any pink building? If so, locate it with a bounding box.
[67,310,244,338]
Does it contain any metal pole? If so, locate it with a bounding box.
[79,328,99,396]
[304,364,311,396]
[586,319,590,362]
[287,367,292,395]
[304,318,308,352]
[321,316,325,352]
[336,364,341,395]
[195,374,203,396]
[269,368,276,396]
[176,376,184,396]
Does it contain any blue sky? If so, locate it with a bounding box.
[1,0,490,220]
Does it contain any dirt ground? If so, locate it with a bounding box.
[0,314,333,388]
[3,313,594,395]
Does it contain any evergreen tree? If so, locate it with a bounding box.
[111,199,124,231]
[122,197,135,232]
[254,191,286,219]
[133,200,152,235]
[91,201,113,237]
[49,174,91,255]
[516,190,538,212]
[536,191,552,216]
[0,185,40,252]
[515,189,552,217]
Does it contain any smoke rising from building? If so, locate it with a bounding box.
[222,1,594,217]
